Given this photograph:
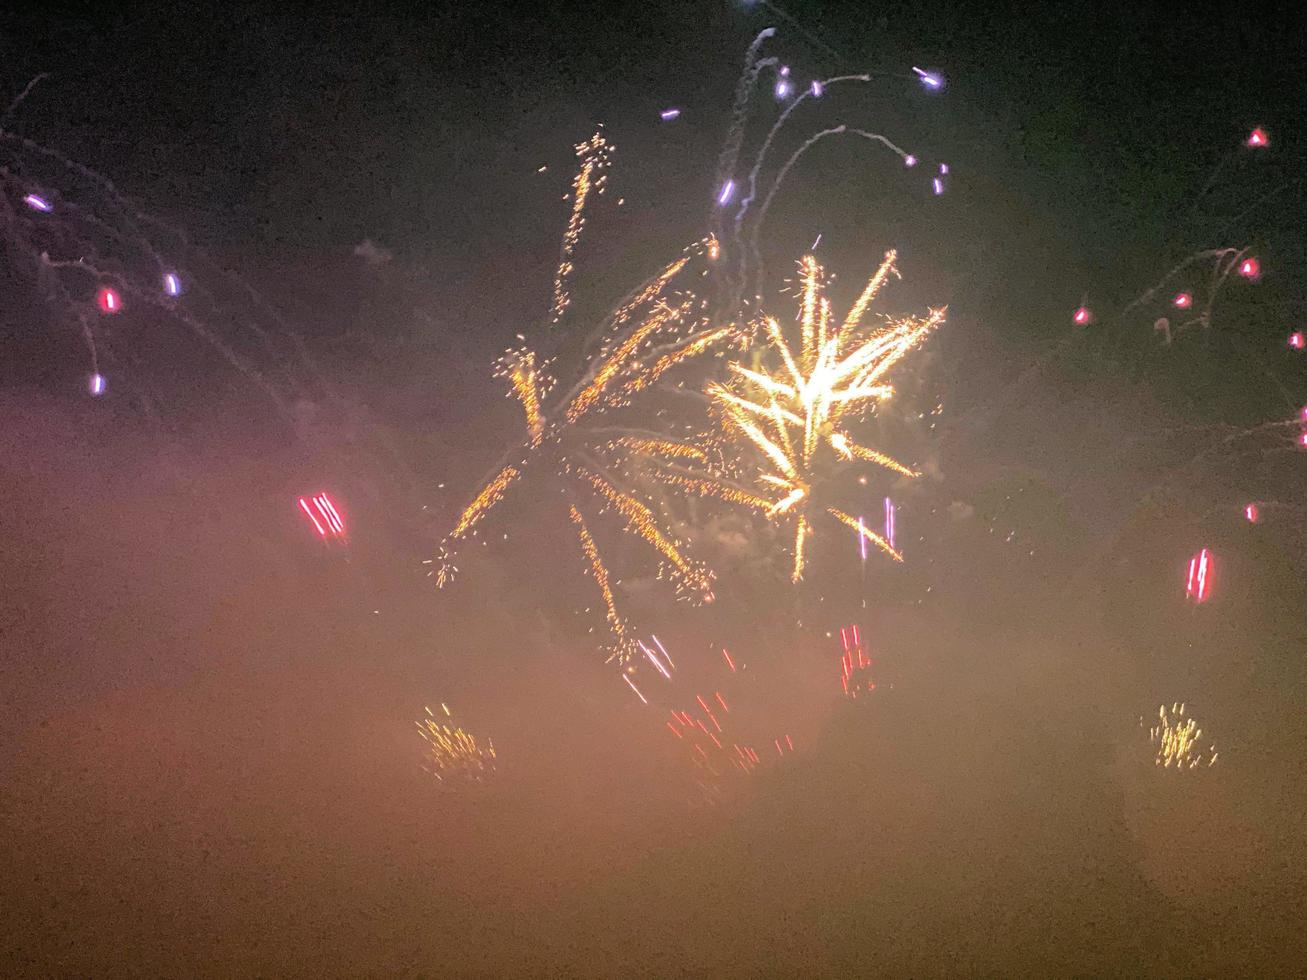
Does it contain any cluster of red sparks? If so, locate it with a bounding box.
[1185,547,1213,604]
[653,643,796,791]
[297,492,346,542]
[838,625,877,698]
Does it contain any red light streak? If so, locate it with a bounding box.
[298,492,347,541]
[722,648,737,672]
[1185,548,1213,603]
[299,498,326,537]
[1073,306,1091,325]
[96,286,122,314]
[1244,503,1259,523]
[714,691,729,713]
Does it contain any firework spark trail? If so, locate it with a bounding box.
[1149,703,1218,770]
[449,464,523,542]
[714,29,779,223]
[748,127,911,301]
[551,129,611,324]
[498,349,551,447]
[730,73,872,270]
[697,252,941,580]
[579,466,714,600]
[0,125,316,414]
[417,704,498,783]
[565,300,690,422]
[569,504,630,660]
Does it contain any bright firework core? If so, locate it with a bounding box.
[701,251,943,581]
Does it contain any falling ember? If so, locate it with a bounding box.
[659,108,681,120]
[1185,548,1213,603]
[23,193,53,212]
[417,705,497,783]
[162,272,183,296]
[298,492,346,541]
[1245,127,1268,148]
[810,80,823,97]
[717,179,736,206]
[884,496,896,550]
[904,155,917,167]
[1289,332,1305,350]
[1149,703,1217,770]
[1238,257,1260,279]
[96,286,122,314]
[1244,503,1259,523]
[857,516,869,562]
[1173,292,1192,309]
[1073,306,1092,325]
[88,373,106,396]
[722,648,737,672]
[932,178,944,195]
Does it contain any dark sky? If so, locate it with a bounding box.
[3,2,1307,975]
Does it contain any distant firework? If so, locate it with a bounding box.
[1148,703,1218,770]
[417,704,497,783]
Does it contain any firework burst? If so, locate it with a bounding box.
[679,250,944,580]
[431,135,748,662]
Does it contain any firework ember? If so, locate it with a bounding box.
[1149,703,1218,770]
[417,704,498,783]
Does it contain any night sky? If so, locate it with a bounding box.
[3,2,1306,975]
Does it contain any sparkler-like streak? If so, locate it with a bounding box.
[696,251,944,580]
[551,129,611,324]
[417,704,498,783]
[1149,703,1218,770]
